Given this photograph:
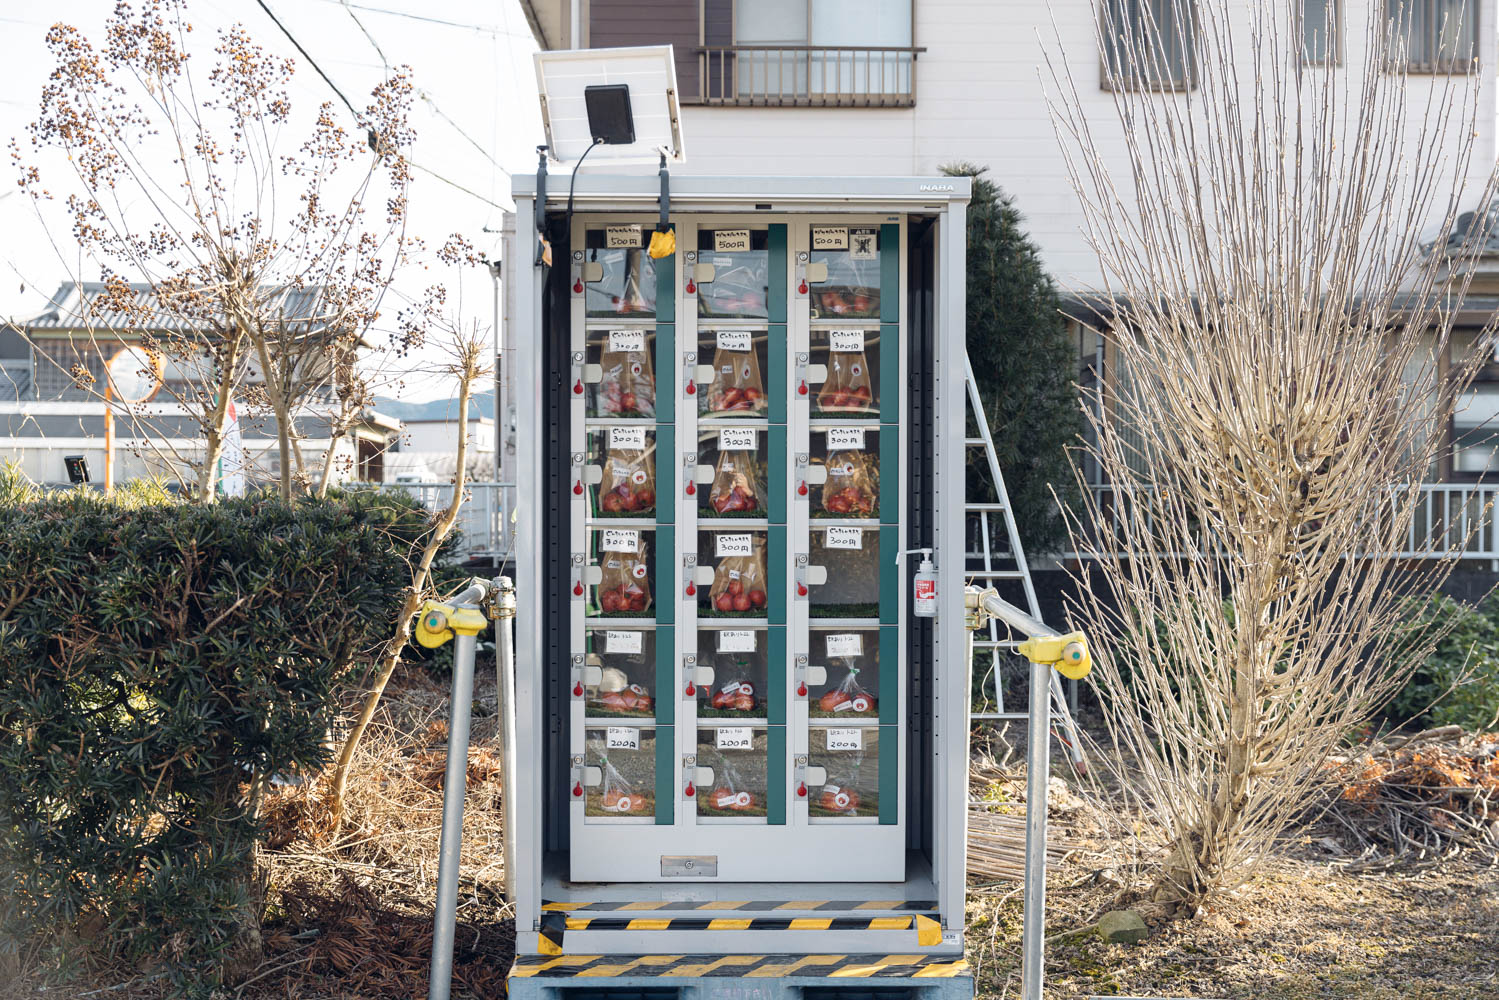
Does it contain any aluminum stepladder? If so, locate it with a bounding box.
[963,354,1085,770]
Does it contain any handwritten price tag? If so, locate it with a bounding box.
[609,426,647,450]
[825,728,863,751]
[602,529,639,553]
[825,428,865,451]
[716,727,753,750]
[812,226,848,250]
[714,229,751,253]
[824,526,863,551]
[605,630,643,655]
[829,330,865,352]
[608,329,646,353]
[719,427,756,452]
[606,225,642,248]
[607,727,640,750]
[716,533,754,558]
[825,633,863,657]
[717,330,752,352]
[717,629,757,653]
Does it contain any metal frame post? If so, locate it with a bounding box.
[1021,658,1050,1000]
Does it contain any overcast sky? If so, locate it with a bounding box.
[0,0,546,402]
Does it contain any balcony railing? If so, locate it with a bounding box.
[696,45,924,108]
[381,481,515,564]
[1061,483,1499,566]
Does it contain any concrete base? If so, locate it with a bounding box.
[508,953,974,1000]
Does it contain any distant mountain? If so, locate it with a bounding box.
[373,391,494,423]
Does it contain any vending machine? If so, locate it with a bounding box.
[505,173,975,998]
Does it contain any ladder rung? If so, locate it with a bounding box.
[972,640,1022,648]
[965,503,1008,511]
[964,438,986,446]
[965,570,1027,578]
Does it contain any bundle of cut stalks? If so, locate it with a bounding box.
[966,806,1074,882]
[1321,726,1499,870]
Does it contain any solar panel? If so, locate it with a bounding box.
[535,45,686,165]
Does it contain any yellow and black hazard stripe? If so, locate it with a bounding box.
[511,952,970,980]
[541,898,939,913]
[537,913,942,951]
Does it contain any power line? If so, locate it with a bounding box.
[253,0,363,121]
[312,0,531,38]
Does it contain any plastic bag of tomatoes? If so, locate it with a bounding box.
[816,349,874,414]
[598,446,657,517]
[596,754,648,814]
[706,538,769,617]
[598,348,656,418]
[817,666,875,716]
[703,347,767,417]
[709,451,765,517]
[596,547,653,616]
[820,448,878,518]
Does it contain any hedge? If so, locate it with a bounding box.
[0,485,437,988]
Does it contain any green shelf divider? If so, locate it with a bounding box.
[879,323,900,426]
[769,422,787,523]
[655,234,676,324]
[656,424,675,525]
[768,225,787,323]
[878,421,899,524]
[768,627,787,725]
[769,324,788,425]
[879,223,900,324]
[768,525,787,625]
[879,525,899,625]
[879,625,899,726]
[655,625,676,727]
[768,724,787,825]
[655,725,675,825]
[655,323,675,425]
[877,723,897,825]
[655,529,675,626]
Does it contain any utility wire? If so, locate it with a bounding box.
[253,0,510,210]
[313,0,529,37]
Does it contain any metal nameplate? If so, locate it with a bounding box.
[661,855,718,877]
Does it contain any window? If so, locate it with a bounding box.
[1302,0,1340,64]
[1387,0,1478,72]
[1101,0,1196,90]
[710,0,916,105]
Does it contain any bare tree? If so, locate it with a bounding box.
[16,0,422,500]
[1049,0,1499,907]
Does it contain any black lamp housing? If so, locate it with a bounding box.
[63,454,90,484]
[583,84,636,145]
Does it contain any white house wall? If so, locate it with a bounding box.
[671,0,1498,293]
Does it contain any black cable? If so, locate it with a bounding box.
[253,0,361,121]
[564,138,605,228]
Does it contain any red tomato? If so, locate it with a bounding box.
[601,492,624,513]
[636,487,655,509]
[732,594,751,612]
[620,391,638,412]
[748,589,767,608]
[715,592,735,613]
[728,579,744,597]
[601,590,622,612]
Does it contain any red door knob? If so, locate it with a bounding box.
[573,379,583,395]
[573,480,583,495]
[685,481,696,495]
[797,782,807,797]
[573,782,584,797]
[573,581,584,597]
[685,583,696,596]
[685,682,696,697]
[797,482,808,496]
[798,380,808,396]
[797,682,808,697]
[685,380,696,395]
[685,783,695,797]
[686,279,696,294]
[797,583,808,597]
[573,682,583,697]
[573,279,583,294]
[798,279,808,294]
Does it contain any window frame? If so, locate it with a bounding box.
[1300,0,1344,66]
[1098,0,1200,93]
[1386,0,1480,75]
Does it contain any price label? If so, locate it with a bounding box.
[716,726,754,750]
[825,728,863,751]
[717,330,752,352]
[825,633,863,657]
[608,329,646,353]
[829,330,865,353]
[607,726,641,750]
[811,226,848,250]
[850,228,878,260]
[719,427,756,451]
[718,629,757,653]
[605,630,643,654]
[609,426,647,450]
[714,229,751,253]
[602,529,639,553]
[825,428,865,451]
[606,225,642,248]
[716,533,754,558]
[825,526,863,550]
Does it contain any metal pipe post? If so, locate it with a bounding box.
[493,577,519,907]
[1021,655,1051,1000]
[428,625,479,1000]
